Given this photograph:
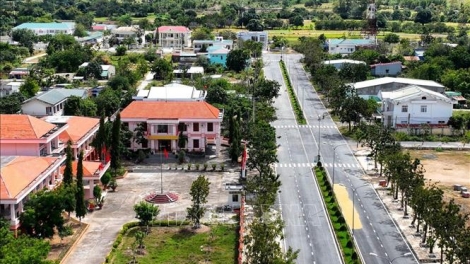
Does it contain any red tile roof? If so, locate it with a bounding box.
[58,116,99,144]
[0,114,57,140]
[121,101,220,120]
[0,156,60,199]
[157,26,190,33]
[60,161,101,178]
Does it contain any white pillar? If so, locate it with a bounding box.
[47,142,52,154]
[89,180,94,198]
[73,148,78,160]
[10,204,16,226]
[216,134,221,157]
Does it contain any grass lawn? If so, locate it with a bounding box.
[112,224,238,264]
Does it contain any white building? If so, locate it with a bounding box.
[133,83,205,101]
[351,77,445,96]
[193,37,233,52]
[22,88,88,116]
[156,26,191,50]
[173,66,204,79]
[322,59,366,70]
[12,22,75,36]
[0,81,23,97]
[111,26,140,41]
[378,85,452,127]
[237,31,269,50]
[327,39,376,55]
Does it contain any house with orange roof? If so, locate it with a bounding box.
[120,101,223,155]
[0,114,68,157]
[59,160,110,199]
[43,116,101,160]
[0,156,65,232]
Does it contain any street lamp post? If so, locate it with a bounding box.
[280,46,284,61]
[317,113,327,163]
[332,143,348,191]
[370,252,412,264]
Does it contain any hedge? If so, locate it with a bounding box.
[279,60,307,125]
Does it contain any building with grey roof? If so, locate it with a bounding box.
[21,88,88,116]
[350,77,445,96]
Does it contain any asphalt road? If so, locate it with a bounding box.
[263,54,342,264]
[280,53,418,264]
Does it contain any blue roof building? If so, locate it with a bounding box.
[13,22,75,36]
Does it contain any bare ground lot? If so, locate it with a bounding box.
[408,150,470,220]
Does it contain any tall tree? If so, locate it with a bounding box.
[63,141,74,186]
[229,113,241,163]
[110,112,122,174]
[75,151,87,221]
[226,49,250,73]
[92,113,108,161]
[186,175,210,228]
[134,201,160,229]
[133,122,148,148]
[244,217,299,264]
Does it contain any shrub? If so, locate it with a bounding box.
[187,164,191,170]
[195,163,201,170]
[203,163,208,171]
[220,163,225,171]
[211,163,217,171]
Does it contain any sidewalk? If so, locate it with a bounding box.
[136,71,154,91]
[400,141,470,150]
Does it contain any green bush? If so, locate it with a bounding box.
[279,61,306,125]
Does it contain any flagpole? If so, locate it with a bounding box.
[160,149,163,194]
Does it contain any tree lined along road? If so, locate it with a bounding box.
[264,54,343,264]
[280,52,418,264]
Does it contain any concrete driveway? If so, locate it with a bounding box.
[63,170,239,264]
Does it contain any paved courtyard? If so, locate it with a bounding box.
[63,168,240,264]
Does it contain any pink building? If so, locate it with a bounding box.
[120,101,223,155]
[0,156,65,232]
[0,114,68,157]
[156,26,191,50]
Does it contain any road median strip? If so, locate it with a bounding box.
[279,60,306,125]
[314,167,362,264]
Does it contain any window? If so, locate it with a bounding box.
[232,194,239,202]
[421,96,427,100]
[438,121,446,124]
[157,125,168,133]
[421,105,427,113]
[207,123,214,132]
[401,105,408,113]
[193,139,200,149]
[401,121,408,124]
[385,69,389,74]
[193,123,199,132]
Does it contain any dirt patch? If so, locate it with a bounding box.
[334,184,362,230]
[180,224,211,234]
[46,219,88,261]
[408,150,470,219]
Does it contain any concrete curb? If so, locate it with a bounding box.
[60,222,90,264]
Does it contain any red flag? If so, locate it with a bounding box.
[241,144,247,170]
[163,148,169,159]
[101,146,106,154]
[105,152,110,162]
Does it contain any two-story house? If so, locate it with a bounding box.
[21,88,88,116]
[0,114,68,157]
[378,85,452,127]
[0,156,65,233]
[111,26,140,42]
[121,101,223,156]
[237,31,269,50]
[156,26,191,50]
[43,116,100,160]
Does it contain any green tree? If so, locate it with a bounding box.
[0,218,50,264]
[133,122,148,148]
[151,58,173,82]
[134,201,159,227]
[383,33,400,44]
[205,85,229,105]
[226,49,250,72]
[177,131,187,149]
[73,23,88,37]
[289,15,304,27]
[110,112,122,174]
[414,9,433,24]
[63,141,74,186]
[244,217,299,264]
[19,77,40,98]
[186,175,210,228]
[246,19,264,31]
[11,28,36,53]
[95,88,120,117]
[85,61,102,80]
[116,45,127,56]
[20,190,65,238]
[0,93,25,114]
[75,151,87,221]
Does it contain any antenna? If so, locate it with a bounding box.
[362,0,378,46]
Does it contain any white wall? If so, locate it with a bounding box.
[391,100,452,126]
